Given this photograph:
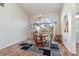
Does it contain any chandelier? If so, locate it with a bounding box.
[33,14,44,21]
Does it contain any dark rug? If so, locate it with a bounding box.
[39,48,51,56]
[42,49,50,56]
[51,49,61,56]
[20,43,33,50]
[21,46,30,50]
[20,43,42,54]
[50,44,61,56]
[50,44,59,50]
[19,43,33,46]
[20,43,61,56]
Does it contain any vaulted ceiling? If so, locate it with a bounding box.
[19,3,63,16]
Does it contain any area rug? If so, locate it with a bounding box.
[50,44,59,50]
[20,43,42,54]
[51,44,62,56]
[20,43,62,56]
[20,43,33,50]
[27,45,43,54]
[51,49,62,56]
[39,48,51,56]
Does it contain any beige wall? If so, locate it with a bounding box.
[61,3,76,54]
[76,4,79,43]
[0,3,30,49]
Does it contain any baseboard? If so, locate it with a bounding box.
[0,39,26,50]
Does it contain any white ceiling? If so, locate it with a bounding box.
[19,3,63,16]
